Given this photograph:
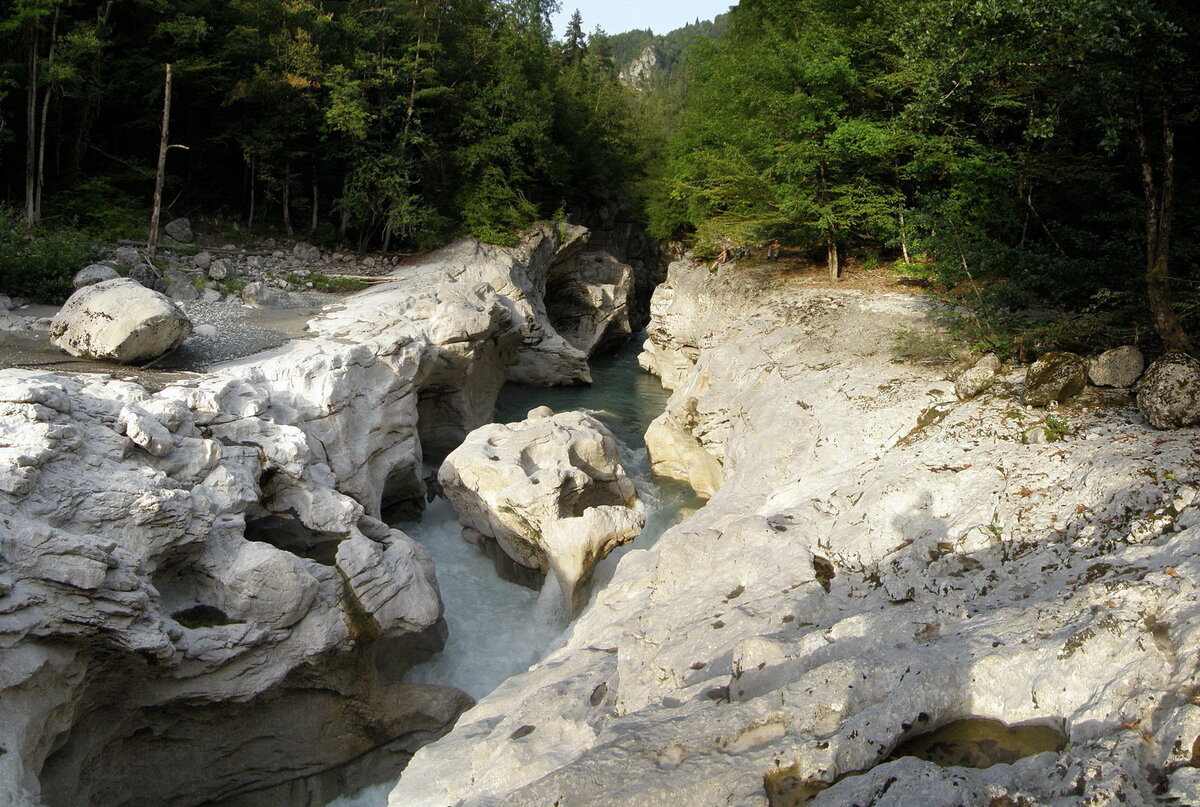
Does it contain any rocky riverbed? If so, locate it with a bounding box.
[392,259,1200,806]
[0,224,642,807]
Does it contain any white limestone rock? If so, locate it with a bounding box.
[439,409,643,610]
[50,278,192,364]
[1022,351,1087,407]
[240,280,292,309]
[547,250,635,358]
[395,259,1200,807]
[1089,344,1144,388]
[955,353,1001,400]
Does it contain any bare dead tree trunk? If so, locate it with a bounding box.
[282,161,293,237]
[147,63,173,256]
[826,232,840,281]
[1137,98,1192,353]
[25,32,39,228]
[248,154,256,231]
[899,209,910,264]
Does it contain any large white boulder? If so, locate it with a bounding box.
[439,407,644,611]
[49,277,192,363]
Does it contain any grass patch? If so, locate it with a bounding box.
[217,277,246,296]
[891,328,958,363]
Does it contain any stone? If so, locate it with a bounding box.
[439,409,643,611]
[112,246,141,269]
[954,353,1001,400]
[1022,351,1086,406]
[0,311,30,332]
[193,251,213,271]
[1,222,638,807]
[163,268,199,302]
[293,242,321,262]
[1136,351,1200,429]
[128,263,166,292]
[208,258,234,281]
[1089,345,1144,388]
[49,278,192,364]
[164,217,194,244]
[240,281,291,309]
[546,250,636,358]
[0,293,13,310]
[72,264,120,289]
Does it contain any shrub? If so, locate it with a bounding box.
[0,206,98,303]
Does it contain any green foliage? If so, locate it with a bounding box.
[217,277,246,296]
[0,0,647,253]
[283,271,368,293]
[890,328,956,363]
[1044,414,1072,443]
[652,0,1200,349]
[0,204,96,302]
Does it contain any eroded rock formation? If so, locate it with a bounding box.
[2,224,636,806]
[395,259,1200,807]
[439,407,643,613]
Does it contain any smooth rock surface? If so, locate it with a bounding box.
[1137,351,1200,429]
[439,409,643,611]
[49,277,193,363]
[72,264,120,289]
[955,353,1000,400]
[1090,345,1145,388]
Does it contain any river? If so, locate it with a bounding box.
[329,334,703,807]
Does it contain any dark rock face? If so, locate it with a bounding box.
[1023,351,1086,406]
[165,217,194,244]
[1137,352,1200,429]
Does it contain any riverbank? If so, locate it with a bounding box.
[393,258,1200,806]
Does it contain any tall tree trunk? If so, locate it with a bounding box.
[147,63,173,256]
[898,209,910,264]
[248,155,256,231]
[282,161,293,237]
[25,33,39,228]
[1137,99,1192,353]
[826,232,840,281]
[34,8,59,222]
[310,164,319,235]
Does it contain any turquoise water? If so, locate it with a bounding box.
[328,335,702,807]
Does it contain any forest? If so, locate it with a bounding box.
[3,0,1199,354]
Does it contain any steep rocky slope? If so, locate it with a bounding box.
[394,260,1200,806]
